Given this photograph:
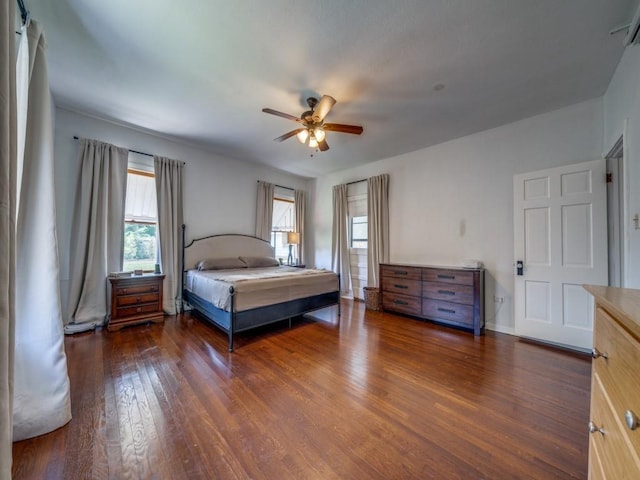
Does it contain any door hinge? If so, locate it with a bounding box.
[606,172,613,183]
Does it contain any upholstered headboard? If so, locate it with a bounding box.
[182,233,275,271]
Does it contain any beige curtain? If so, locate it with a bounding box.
[255,180,274,241]
[331,184,351,294]
[0,0,17,473]
[13,19,71,441]
[66,139,128,331]
[367,174,390,287]
[154,156,183,315]
[294,189,305,264]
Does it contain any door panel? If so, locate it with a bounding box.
[514,159,607,350]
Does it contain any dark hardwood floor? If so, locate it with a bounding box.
[12,300,591,479]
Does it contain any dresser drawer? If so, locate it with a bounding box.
[422,281,474,305]
[117,292,160,307]
[589,374,640,478]
[423,268,474,286]
[382,278,421,297]
[115,283,160,296]
[380,265,421,281]
[593,307,640,455]
[422,299,473,326]
[382,292,422,317]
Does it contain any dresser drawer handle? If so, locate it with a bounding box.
[136,297,141,302]
[591,347,608,360]
[393,271,408,275]
[122,288,128,293]
[437,290,455,296]
[625,410,639,431]
[394,284,408,289]
[437,274,455,280]
[136,307,141,312]
[437,307,456,314]
[588,421,605,436]
[394,300,408,305]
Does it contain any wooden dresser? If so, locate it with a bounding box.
[108,274,165,331]
[380,263,484,335]
[584,285,640,479]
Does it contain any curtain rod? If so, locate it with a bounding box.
[257,180,294,191]
[346,178,366,186]
[73,136,185,164]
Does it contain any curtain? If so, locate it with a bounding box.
[294,189,305,264]
[13,20,72,441]
[66,139,128,331]
[367,174,390,288]
[154,156,183,315]
[255,180,274,241]
[331,184,351,294]
[0,0,17,473]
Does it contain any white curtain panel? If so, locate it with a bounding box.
[331,184,352,294]
[13,20,72,441]
[294,189,305,264]
[154,156,183,315]
[255,180,274,241]
[0,0,17,472]
[367,174,390,288]
[66,139,128,329]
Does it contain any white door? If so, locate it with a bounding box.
[514,159,607,350]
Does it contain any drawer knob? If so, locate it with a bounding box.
[394,284,408,289]
[591,348,608,360]
[625,410,639,431]
[588,421,605,436]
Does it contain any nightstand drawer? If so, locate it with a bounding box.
[117,292,160,307]
[116,303,161,318]
[115,283,160,296]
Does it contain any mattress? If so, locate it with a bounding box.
[185,266,338,312]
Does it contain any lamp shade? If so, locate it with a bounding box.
[287,231,300,244]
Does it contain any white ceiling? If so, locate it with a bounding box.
[26,0,639,178]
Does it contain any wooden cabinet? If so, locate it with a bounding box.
[584,285,640,479]
[108,274,165,331]
[380,263,484,335]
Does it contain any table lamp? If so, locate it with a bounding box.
[287,231,300,265]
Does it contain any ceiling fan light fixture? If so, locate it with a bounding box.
[296,129,309,144]
[308,135,319,148]
[314,127,326,142]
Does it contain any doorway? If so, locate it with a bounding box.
[606,136,625,287]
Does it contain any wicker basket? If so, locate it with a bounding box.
[363,287,381,311]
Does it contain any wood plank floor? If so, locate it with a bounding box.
[12,300,591,479]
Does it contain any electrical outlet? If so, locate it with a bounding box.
[494,296,504,303]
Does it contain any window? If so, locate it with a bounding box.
[351,215,368,248]
[123,169,158,272]
[269,187,297,264]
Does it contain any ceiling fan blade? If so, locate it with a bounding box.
[323,123,363,135]
[274,128,305,142]
[311,95,336,123]
[318,139,330,152]
[262,108,303,123]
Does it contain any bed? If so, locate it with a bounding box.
[181,227,340,351]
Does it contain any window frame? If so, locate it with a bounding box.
[123,168,158,273]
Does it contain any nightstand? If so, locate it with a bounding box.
[108,274,165,331]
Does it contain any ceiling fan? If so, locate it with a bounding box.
[262,95,363,152]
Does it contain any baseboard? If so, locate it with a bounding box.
[485,322,516,336]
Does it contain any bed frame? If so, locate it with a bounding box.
[181,226,340,351]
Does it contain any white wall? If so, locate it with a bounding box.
[312,98,604,334]
[603,45,640,288]
[54,108,312,314]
